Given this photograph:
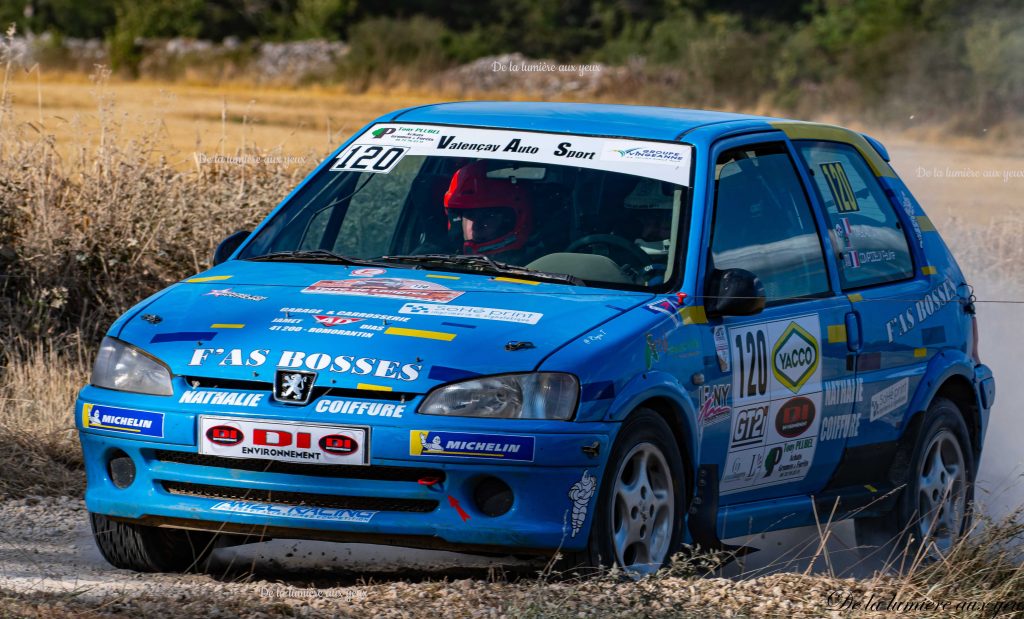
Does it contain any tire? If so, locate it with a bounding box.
[854,397,974,563]
[90,512,216,573]
[560,408,687,578]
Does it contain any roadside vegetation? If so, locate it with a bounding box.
[2,0,1022,137]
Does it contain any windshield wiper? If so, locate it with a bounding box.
[246,250,395,267]
[377,254,585,286]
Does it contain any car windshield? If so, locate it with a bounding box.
[239,124,694,290]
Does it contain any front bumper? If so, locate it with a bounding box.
[76,387,614,554]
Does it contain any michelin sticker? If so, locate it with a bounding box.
[721,315,823,495]
[398,303,542,325]
[409,430,535,461]
[211,501,375,523]
[82,403,164,438]
[357,123,693,186]
[568,470,597,538]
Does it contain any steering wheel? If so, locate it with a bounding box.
[565,234,659,284]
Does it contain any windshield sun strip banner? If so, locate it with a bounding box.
[332,123,694,186]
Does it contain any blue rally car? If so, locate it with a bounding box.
[79,102,995,576]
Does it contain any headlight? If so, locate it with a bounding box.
[90,337,174,396]
[419,373,578,420]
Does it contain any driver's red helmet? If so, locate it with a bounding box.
[443,161,534,255]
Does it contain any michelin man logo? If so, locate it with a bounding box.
[568,470,597,538]
[89,407,102,427]
[420,433,444,453]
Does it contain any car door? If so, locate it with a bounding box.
[694,136,857,506]
[792,140,930,471]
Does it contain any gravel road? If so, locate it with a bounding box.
[0,496,904,618]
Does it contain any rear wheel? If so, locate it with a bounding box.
[855,397,974,562]
[90,512,216,573]
[560,408,686,578]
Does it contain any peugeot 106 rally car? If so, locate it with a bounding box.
[79,102,995,576]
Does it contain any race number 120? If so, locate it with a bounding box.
[331,144,408,174]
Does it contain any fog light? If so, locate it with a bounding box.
[472,477,513,517]
[108,452,136,489]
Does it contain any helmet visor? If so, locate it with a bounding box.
[458,206,517,244]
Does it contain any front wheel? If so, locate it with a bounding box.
[562,408,687,578]
[90,512,216,573]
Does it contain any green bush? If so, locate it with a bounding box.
[340,16,453,89]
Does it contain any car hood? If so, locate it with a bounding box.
[117,261,651,393]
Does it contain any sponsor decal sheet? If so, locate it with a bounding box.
[720,315,824,495]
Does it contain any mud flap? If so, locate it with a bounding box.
[687,464,758,556]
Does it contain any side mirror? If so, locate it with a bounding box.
[213,230,250,266]
[705,268,766,317]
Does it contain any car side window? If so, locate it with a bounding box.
[795,141,914,289]
[710,142,830,304]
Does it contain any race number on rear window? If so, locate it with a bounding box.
[331,144,408,174]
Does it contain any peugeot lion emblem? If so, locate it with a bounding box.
[273,369,317,405]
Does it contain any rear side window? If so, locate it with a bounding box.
[795,141,914,289]
[710,143,829,304]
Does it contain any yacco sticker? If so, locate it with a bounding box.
[568,470,597,538]
[884,278,956,343]
[823,378,863,406]
[409,430,534,462]
[179,390,265,407]
[82,403,164,438]
[772,322,820,394]
[870,377,910,422]
[358,123,693,186]
[199,416,367,465]
[819,161,859,212]
[302,278,463,303]
[211,500,376,523]
[314,399,405,418]
[187,349,422,382]
[204,288,267,302]
[398,303,542,325]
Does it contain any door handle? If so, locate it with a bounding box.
[845,311,862,353]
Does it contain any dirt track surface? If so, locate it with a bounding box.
[2,497,915,618]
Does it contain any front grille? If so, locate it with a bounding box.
[153,450,445,483]
[162,481,438,513]
[180,377,415,402]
